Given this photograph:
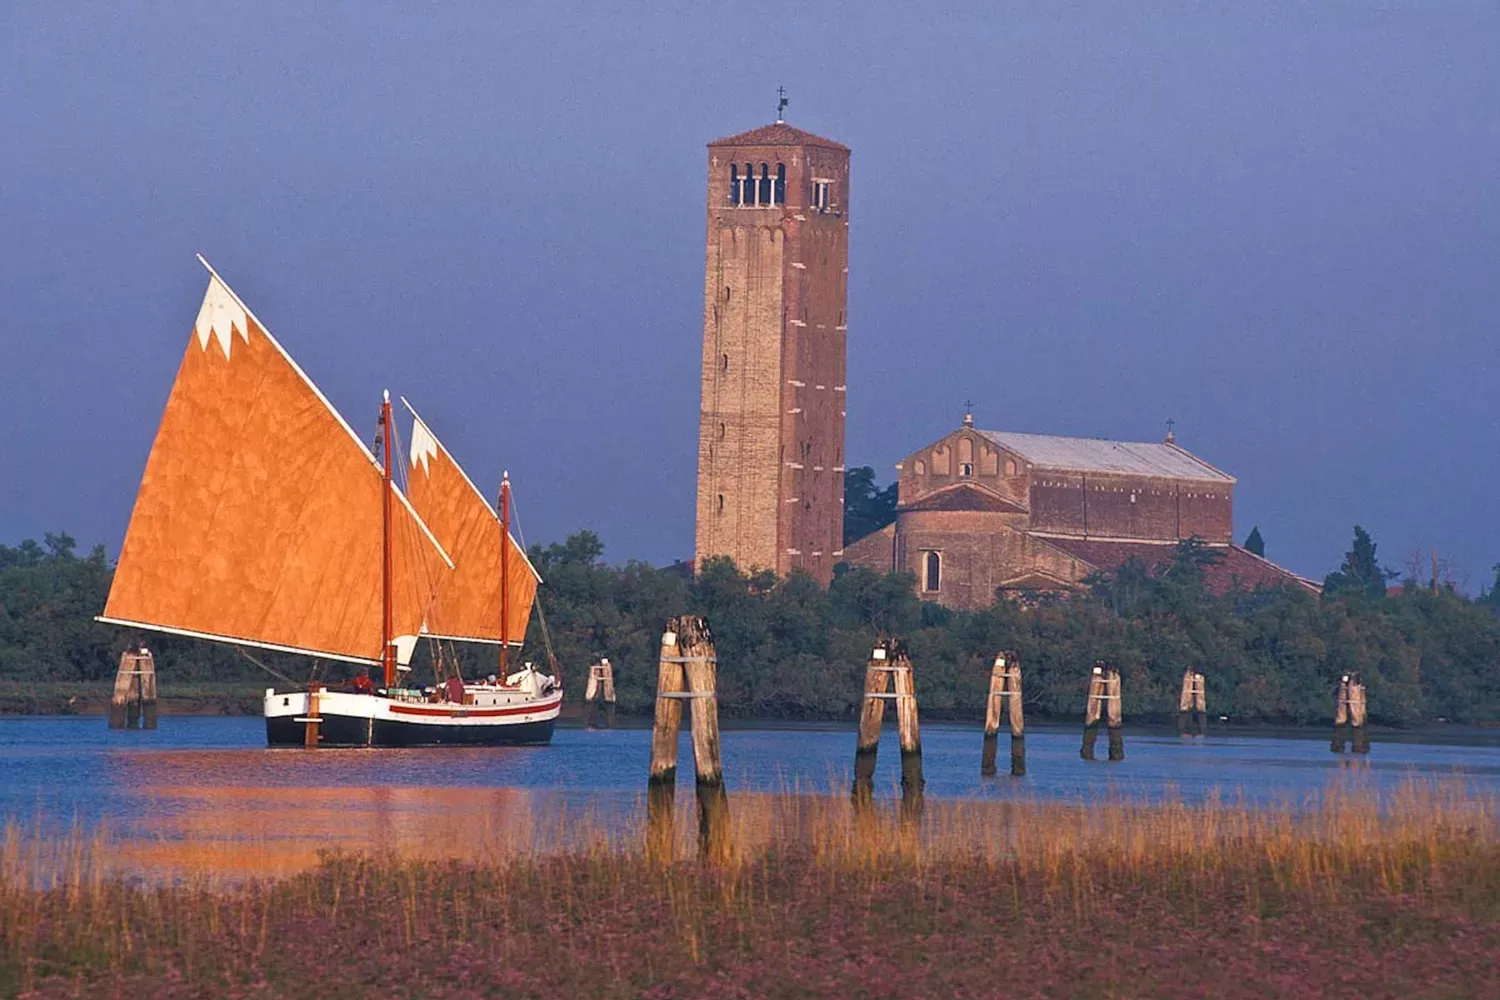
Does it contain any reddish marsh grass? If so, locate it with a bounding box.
[3,781,1498,998]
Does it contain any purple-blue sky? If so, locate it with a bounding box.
[2,1,1496,588]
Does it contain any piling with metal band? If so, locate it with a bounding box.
[1348,672,1370,755]
[1105,665,1125,761]
[648,628,687,786]
[585,657,617,728]
[982,651,1024,776]
[892,643,924,804]
[108,649,156,730]
[1081,663,1105,760]
[647,616,729,861]
[852,639,893,803]
[1331,674,1351,753]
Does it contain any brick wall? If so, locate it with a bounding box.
[695,131,849,584]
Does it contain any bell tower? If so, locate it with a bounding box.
[694,117,850,583]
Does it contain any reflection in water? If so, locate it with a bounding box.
[5,718,1500,882]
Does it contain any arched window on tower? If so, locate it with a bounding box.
[729,165,740,206]
[744,163,755,205]
[759,163,772,205]
[775,163,786,204]
[922,551,942,593]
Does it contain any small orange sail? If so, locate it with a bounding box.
[402,400,539,645]
[100,261,452,664]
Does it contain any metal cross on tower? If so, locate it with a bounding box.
[776,85,789,123]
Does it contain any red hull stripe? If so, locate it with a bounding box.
[388,697,561,719]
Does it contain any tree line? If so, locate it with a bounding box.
[4,525,1500,725]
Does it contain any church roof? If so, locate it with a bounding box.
[1031,536,1318,594]
[899,481,1028,514]
[976,430,1234,483]
[709,122,849,151]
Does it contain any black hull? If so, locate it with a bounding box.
[266,713,556,748]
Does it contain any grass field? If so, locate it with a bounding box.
[2,781,1497,999]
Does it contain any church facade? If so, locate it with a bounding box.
[843,418,1315,609]
[693,121,850,584]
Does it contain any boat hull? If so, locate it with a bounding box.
[264,689,561,748]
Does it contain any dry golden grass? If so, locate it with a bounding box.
[2,779,1497,998]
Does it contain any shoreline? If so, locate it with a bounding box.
[2,683,1497,742]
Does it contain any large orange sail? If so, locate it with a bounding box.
[100,262,452,664]
[401,400,539,645]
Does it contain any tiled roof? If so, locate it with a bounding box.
[976,430,1234,483]
[899,482,1028,514]
[709,122,849,151]
[1031,536,1318,595]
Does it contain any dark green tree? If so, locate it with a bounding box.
[1481,564,1500,617]
[1323,525,1395,600]
[842,467,898,545]
[1243,525,1265,557]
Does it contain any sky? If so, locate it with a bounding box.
[1,1,1496,589]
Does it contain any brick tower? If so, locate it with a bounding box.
[694,119,850,584]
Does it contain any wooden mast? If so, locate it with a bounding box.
[381,391,395,688]
[499,472,510,677]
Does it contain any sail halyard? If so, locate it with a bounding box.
[100,260,454,665]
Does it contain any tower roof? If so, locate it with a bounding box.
[709,122,849,152]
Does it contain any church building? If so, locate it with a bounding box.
[693,115,850,584]
[843,416,1316,609]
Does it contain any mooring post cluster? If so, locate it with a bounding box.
[584,656,616,728]
[1331,672,1370,755]
[1081,662,1124,761]
[981,651,1025,777]
[852,637,924,817]
[1178,668,1207,737]
[108,646,157,730]
[647,615,730,861]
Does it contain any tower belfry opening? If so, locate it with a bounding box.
[694,116,851,584]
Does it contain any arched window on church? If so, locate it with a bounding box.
[775,163,786,204]
[922,551,942,593]
[729,165,740,206]
[1005,459,1018,476]
[759,163,772,206]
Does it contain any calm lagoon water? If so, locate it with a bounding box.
[3,716,1498,876]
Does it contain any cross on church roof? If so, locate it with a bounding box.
[963,399,975,428]
[776,85,789,124]
[1165,417,1176,444]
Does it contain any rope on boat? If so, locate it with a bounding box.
[234,646,300,687]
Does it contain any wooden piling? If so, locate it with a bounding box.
[648,626,687,785]
[852,637,923,813]
[648,616,730,859]
[585,657,617,728]
[139,652,157,729]
[304,686,321,748]
[892,643,924,801]
[853,639,893,801]
[1081,663,1105,760]
[109,649,156,730]
[1331,674,1351,753]
[983,652,1024,776]
[1349,672,1370,755]
[1105,665,1125,761]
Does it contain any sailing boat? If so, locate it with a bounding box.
[99,258,562,747]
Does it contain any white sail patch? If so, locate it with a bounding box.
[410,417,439,476]
[193,276,250,359]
